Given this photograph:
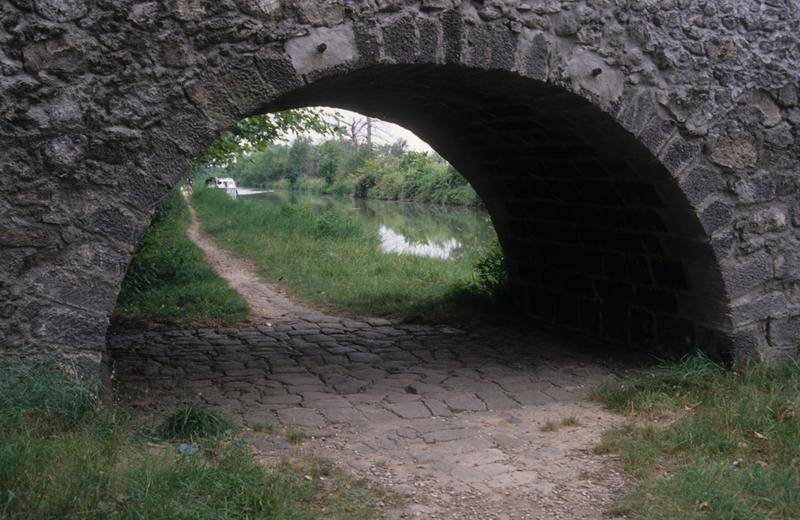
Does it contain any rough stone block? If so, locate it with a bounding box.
[276,408,326,428]
[383,16,416,63]
[768,317,800,347]
[386,401,432,419]
[286,24,357,76]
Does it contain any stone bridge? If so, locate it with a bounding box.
[1,0,798,371]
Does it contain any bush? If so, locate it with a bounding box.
[354,173,376,199]
[472,238,508,298]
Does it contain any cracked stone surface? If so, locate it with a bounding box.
[109,204,629,519]
[110,318,628,519]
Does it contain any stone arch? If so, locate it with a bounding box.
[1,1,798,370]
[263,64,732,357]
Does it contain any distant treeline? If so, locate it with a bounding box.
[222,137,482,206]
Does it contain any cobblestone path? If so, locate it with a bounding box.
[110,319,627,519]
[108,201,628,519]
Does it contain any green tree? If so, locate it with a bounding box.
[197,109,340,167]
[286,137,312,188]
[316,140,341,185]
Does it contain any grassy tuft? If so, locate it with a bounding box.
[114,187,249,325]
[153,404,234,441]
[286,429,307,445]
[540,420,560,432]
[561,416,580,427]
[252,422,274,433]
[0,361,395,518]
[594,353,800,519]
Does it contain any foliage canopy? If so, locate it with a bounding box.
[198,109,341,167]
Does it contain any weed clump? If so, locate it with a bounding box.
[286,429,307,444]
[472,238,508,298]
[540,420,559,432]
[252,422,274,433]
[154,404,233,440]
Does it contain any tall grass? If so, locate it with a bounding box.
[593,353,800,519]
[0,362,394,518]
[114,188,249,325]
[192,187,504,320]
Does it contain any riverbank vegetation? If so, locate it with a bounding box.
[223,136,482,206]
[0,362,394,518]
[192,187,505,320]
[114,188,249,325]
[593,353,800,519]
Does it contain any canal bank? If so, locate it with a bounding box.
[191,187,506,321]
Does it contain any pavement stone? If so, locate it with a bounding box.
[422,399,454,417]
[451,465,488,483]
[276,407,326,428]
[422,428,471,443]
[321,407,368,425]
[444,393,487,412]
[386,401,432,419]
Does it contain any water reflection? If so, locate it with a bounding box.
[236,188,272,196]
[240,190,495,260]
[378,225,461,259]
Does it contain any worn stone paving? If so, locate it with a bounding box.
[109,317,628,519]
[109,199,630,518]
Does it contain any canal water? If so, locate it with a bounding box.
[238,189,496,260]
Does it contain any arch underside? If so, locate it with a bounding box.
[266,65,732,356]
[4,0,798,372]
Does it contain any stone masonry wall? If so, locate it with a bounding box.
[0,0,798,370]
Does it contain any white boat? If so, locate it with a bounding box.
[210,176,238,198]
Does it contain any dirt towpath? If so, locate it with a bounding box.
[185,201,322,321]
[110,196,628,519]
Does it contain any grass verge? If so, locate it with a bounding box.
[0,362,395,519]
[592,352,800,519]
[192,187,505,320]
[114,188,249,325]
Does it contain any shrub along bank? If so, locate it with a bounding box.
[224,138,482,206]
